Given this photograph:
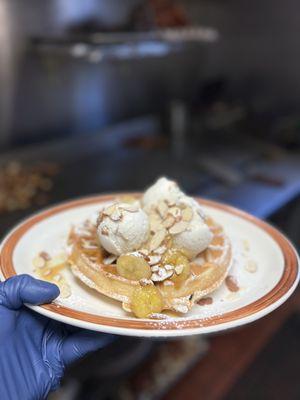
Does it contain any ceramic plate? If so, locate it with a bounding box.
[0,195,299,337]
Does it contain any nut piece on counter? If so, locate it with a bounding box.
[0,161,59,214]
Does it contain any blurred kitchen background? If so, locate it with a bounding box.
[1,0,300,399]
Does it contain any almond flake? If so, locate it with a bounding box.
[103,255,117,265]
[164,199,176,207]
[169,221,189,235]
[81,239,98,249]
[151,268,173,282]
[101,226,109,236]
[139,249,149,256]
[33,256,46,268]
[165,264,174,271]
[182,207,193,222]
[151,265,159,272]
[148,255,161,265]
[149,213,164,233]
[103,204,117,216]
[168,206,181,219]
[58,280,72,298]
[157,201,168,218]
[163,215,175,228]
[39,251,51,261]
[96,212,104,226]
[154,245,167,255]
[165,236,173,249]
[43,268,52,276]
[140,278,153,286]
[53,274,62,282]
[119,195,137,204]
[174,304,189,313]
[243,239,250,252]
[119,203,139,212]
[110,209,122,221]
[163,280,174,286]
[175,265,184,275]
[149,229,166,251]
[151,273,161,281]
[245,259,257,273]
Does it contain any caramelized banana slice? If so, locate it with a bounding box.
[131,285,164,318]
[163,250,191,284]
[117,255,151,281]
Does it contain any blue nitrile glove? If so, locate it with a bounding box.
[0,274,113,400]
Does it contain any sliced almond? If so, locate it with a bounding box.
[139,278,153,286]
[148,255,161,265]
[151,265,159,272]
[43,268,52,276]
[39,251,51,261]
[163,215,175,228]
[53,274,62,282]
[119,203,139,212]
[165,235,173,249]
[245,259,257,273]
[46,254,67,269]
[103,255,117,265]
[169,221,189,235]
[157,201,168,218]
[149,229,166,251]
[154,245,167,255]
[139,248,149,256]
[96,212,104,226]
[110,209,122,221]
[151,272,161,281]
[243,239,250,252]
[163,280,174,286]
[168,206,181,219]
[58,280,72,298]
[173,304,189,313]
[165,264,174,271]
[175,265,184,275]
[81,239,98,249]
[101,226,109,236]
[119,195,137,204]
[149,212,163,230]
[103,204,117,216]
[33,256,46,268]
[182,206,193,222]
[164,199,176,207]
[151,269,173,282]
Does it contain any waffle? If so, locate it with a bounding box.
[68,216,232,316]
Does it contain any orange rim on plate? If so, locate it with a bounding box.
[0,195,298,330]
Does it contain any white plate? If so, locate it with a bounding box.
[0,195,299,337]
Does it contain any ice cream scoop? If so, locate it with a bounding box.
[143,177,183,211]
[172,215,213,259]
[143,177,212,259]
[143,177,205,219]
[97,202,150,256]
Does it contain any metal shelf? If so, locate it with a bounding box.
[29,26,219,62]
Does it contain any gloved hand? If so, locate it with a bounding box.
[0,274,113,400]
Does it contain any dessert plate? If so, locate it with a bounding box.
[0,195,299,337]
